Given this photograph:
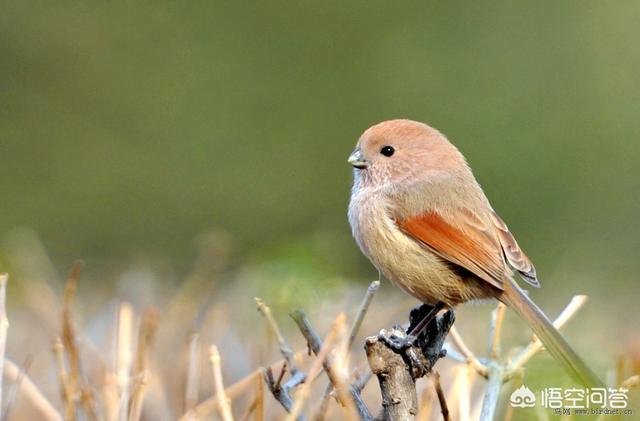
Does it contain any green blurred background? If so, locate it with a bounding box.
[1,1,639,299]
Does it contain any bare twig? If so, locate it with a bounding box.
[3,359,62,421]
[352,369,373,393]
[315,280,379,421]
[287,314,344,421]
[290,310,372,421]
[263,366,305,418]
[488,303,506,360]
[210,345,233,421]
[273,361,288,391]
[479,363,504,421]
[448,326,489,377]
[0,274,8,420]
[255,298,299,373]
[348,281,380,348]
[502,371,523,421]
[255,298,307,419]
[432,371,450,421]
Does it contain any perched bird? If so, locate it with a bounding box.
[347,119,602,387]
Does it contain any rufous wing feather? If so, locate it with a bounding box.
[397,210,506,291]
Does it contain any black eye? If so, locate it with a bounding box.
[380,146,395,157]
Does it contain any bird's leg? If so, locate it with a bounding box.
[379,301,445,350]
[376,302,454,378]
[408,301,446,337]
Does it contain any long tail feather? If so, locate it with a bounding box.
[499,278,604,388]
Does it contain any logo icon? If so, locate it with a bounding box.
[510,385,536,408]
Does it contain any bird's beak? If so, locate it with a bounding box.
[348,149,368,169]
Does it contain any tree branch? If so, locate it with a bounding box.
[363,305,454,421]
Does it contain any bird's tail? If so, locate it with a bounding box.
[499,277,604,388]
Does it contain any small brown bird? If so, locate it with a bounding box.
[348,119,602,387]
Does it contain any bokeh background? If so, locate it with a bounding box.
[0,2,639,419]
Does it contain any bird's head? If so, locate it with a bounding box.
[348,119,466,188]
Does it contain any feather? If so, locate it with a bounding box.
[397,210,506,291]
[489,210,539,287]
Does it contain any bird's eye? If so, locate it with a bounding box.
[380,146,395,157]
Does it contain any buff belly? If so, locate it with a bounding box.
[349,197,495,306]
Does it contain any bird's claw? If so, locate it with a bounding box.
[377,329,430,377]
[375,304,455,379]
[377,331,417,351]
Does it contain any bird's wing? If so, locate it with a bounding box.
[396,209,507,291]
[489,210,539,287]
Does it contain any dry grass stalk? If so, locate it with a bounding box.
[2,356,31,421]
[324,315,358,421]
[0,274,8,420]
[128,309,158,420]
[53,338,75,420]
[241,372,265,421]
[209,345,234,421]
[116,303,134,421]
[287,313,345,421]
[103,371,119,421]
[184,332,201,412]
[127,371,148,421]
[133,309,158,376]
[179,368,263,420]
[61,262,98,420]
[3,358,62,420]
[253,372,265,421]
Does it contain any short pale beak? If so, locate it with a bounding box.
[348,150,368,169]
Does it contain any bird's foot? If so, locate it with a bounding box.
[377,327,429,378]
[375,304,456,379]
[377,330,417,350]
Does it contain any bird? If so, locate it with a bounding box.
[347,119,602,388]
